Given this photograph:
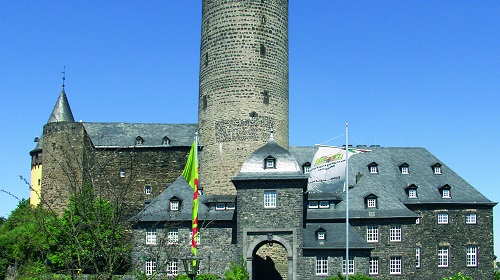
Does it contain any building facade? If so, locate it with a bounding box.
[31,1,496,279]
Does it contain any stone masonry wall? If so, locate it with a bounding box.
[199,0,289,195]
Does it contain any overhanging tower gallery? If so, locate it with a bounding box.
[198,0,289,194]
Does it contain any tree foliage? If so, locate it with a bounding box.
[441,272,472,280]
[223,257,249,280]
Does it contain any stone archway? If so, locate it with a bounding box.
[246,235,293,280]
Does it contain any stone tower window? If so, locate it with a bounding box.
[249,111,258,118]
[119,168,126,178]
[204,53,209,67]
[260,44,266,56]
[261,15,266,24]
[202,96,207,110]
[263,91,269,105]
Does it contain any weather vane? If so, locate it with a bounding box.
[61,66,66,88]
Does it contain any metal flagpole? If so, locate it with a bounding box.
[345,123,349,280]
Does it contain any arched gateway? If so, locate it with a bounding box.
[246,235,294,280]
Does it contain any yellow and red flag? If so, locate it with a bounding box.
[182,137,199,256]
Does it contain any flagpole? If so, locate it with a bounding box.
[345,123,349,280]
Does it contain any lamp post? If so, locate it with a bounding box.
[181,255,201,280]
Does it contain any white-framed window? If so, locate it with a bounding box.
[166,260,178,276]
[390,256,402,275]
[308,201,318,208]
[416,247,421,268]
[216,202,226,210]
[390,225,402,242]
[442,189,451,198]
[369,257,379,275]
[438,247,449,267]
[264,190,277,208]
[466,213,477,224]
[370,166,378,174]
[170,200,179,211]
[315,256,328,275]
[317,231,325,240]
[319,201,330,208]
[304,164,311,173]
[119,168,126,177]
[434,166,442,174]
[401,166,409,174]
[438,213,449,224]
[408,189,417,198]
[367,226,379,242]
[367,198,377,208]
[145,259,156,276]
[416,218,421,224]
[136,136,144,146]
[466,246,477,267]
[146,228,156,245]
[342,258,355,275]
[145,185,152,195]
[226,202,235,209]
[167,228,179,244]
[265,157,276,169]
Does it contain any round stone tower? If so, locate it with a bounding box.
[198,0,289,195]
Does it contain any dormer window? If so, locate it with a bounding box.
[399,163,409,174]
[136,136,144,146]
[405,184,418,198]
[439,184,452,198]
[319,201,330,208]
[368,162,379,174]
[216,203,226,210]
[264,156,276,169]
[308,201,319,208]
[170,198,180,211]
[433,163,442,174]
[365,194,378,208]
[303,163,311,174]
[316,228,326,240]
[162,136,171,145]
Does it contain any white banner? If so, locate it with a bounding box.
[307,146,368,193]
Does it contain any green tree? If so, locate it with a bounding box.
[326,272,376,280]
[224,257,249,280]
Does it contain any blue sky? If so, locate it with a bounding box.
[0,1,498,256]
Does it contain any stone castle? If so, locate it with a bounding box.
[30,1,495,279]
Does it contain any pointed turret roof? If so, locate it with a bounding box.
[47,87,75,123]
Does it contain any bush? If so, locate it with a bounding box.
[175,274,220,280]
[223,257,249,280]
[441,272,472,280]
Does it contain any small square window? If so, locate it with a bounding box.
[370,166,378,174]
[434,166,442,174]
[264,190,277,208]
[466,213,477,224]
[226,202,235,209]
[308,201,318,208]
[317,231,325,240]
[145,186,152,195]
[119,168,126,178]
[438,213,449,224]
[367,198,377,208]
[303,164,311,173]
[319,201,330,208]
[170,200,179,211]
[167,228,179,244]
[401,166,409,174]
[416,218,421,224]
[266,159,275,169]
[216,203,226,210]
[408,189,417,198]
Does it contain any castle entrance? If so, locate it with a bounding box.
[252,241,288,280]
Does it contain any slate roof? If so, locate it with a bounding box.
[303,223,373,250]
[47,88,75,123]
[82,122,198,148]
[131,176,235,223]
[233,140,307,181]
